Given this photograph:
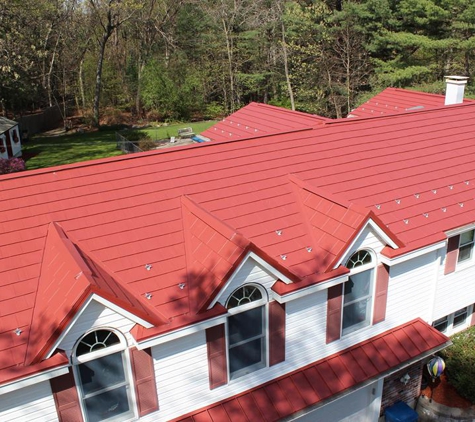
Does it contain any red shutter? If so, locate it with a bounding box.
[130,347,159,417]
[373,264,390,324]
[471,304,475,326]
[206,324,228,389]
[326,284,343,343]
[50,368,84,422]
[269,301,286,366]
[445,235,460,275]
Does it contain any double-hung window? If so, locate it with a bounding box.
[73,329,135,422]
[458,230,475,263]
[226,285,267,379]
[343,250,375,336]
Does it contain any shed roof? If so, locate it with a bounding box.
[0,117,18,134]
[0,99,474,383]
[171,318,449,422]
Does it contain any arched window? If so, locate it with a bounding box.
[73,329,134,422]
[226,285,267,379]
[343,250,375,336]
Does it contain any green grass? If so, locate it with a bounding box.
[23,120,218,170]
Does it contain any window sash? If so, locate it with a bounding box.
[458,230,474,263]
[453,307,468,327]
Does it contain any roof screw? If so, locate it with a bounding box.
[465,181,470,185]
[423,213,429,218]
[441,207,447,212]
[449,185,453,190]
[15,328,22,336]
[280,255,287,261]
[459,203,464,208]
[306,246,313,252]
[415,193,420,199]
[395,199,401,204]
[276,230,282,236]
[145,293,152,300]
[75,271,83,280]
[403,219,409,225]
[375,204,381,210]
[145,264,152,271]
[178,283,186,290]
[432,189,437,194]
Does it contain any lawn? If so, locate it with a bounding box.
[23,121,218,170]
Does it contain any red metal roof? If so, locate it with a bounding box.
[201,102,328,142]
[1,100,474,383]
[349,87,475,118]
[171,319,450,422]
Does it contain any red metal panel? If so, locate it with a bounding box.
[445,235,460,275]
[208,405,232,422]
[277,377,307,413]
[315,361,344,395]
[206,324,228,389]
[222,399,249,422]
[326,284,343,343]
[130,347,159,416]
[252,388,280,422]
[304,367,332,400]
[264,383,293,418]
[237,393,265,421]
[268,301,285,366]
[290,371,320,405]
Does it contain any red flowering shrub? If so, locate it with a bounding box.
[0,158,26,175]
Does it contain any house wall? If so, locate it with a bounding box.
[0,381,58,422]
[9,126,21,157]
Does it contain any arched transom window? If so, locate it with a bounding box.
[226,285,267,379]
[73,329,134,422]
[343,250,375,336]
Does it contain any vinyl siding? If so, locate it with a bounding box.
[0,382,58,422]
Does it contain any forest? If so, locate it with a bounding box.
[1,0,475,125]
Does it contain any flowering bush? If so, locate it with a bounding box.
[0,158,26,175]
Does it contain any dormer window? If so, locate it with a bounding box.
[343,250,375,336]
[458,230,474,263]
[226,285,267,379]
[73,329,135,422]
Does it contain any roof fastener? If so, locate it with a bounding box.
[306,247,312,252]
[280,255,287,260]
[145,264,152,271]
[404,219,409,224]
[415,193,420,199]
[459,203,464,208]
[15,328,22,336]
[432,189,437,194]
[423,213,429,218]
[449,185,453,190]
[178,283,186,290]
[375,204,381,210]
[145,293,152,299]
[465,181,470,185]
[395,199,401,204]
[276,230,282,236]
[441,207,447,212]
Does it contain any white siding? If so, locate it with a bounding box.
[340,226,386,266]
[57,299,136,355]
[216,257,277,306]
[433,248,475,320]
[0,382,58,422]
[386,252,438,325]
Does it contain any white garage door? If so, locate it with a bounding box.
[290,381,381,422]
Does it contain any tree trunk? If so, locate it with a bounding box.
[92,34,110,127]
[281,21,295,111]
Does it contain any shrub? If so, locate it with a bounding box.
[138,138,157,151]
[0,158,26,175]
[440,326,475,403]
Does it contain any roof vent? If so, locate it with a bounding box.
[445,76,468,105]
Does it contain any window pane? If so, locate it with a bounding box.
[453,308,468,327]
[228,307,263,346]
[229,338,264,375]
[344,271,372,304]
[458,244,473,262]
[433,317,448,333]
[343,299,371,332]
[79,352,125,395]
[84,386,131,422]
[460,230,474,245]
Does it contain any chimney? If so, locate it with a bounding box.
[445,76,469,105]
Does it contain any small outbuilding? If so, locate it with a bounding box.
[0,117,22,159]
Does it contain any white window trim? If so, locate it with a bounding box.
[225,284,269,381]
[342,250,377,337]
[72,329,138,422]
[456,230,475,269]
[433,305,473,336]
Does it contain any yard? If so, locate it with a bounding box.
[22,120,218,170]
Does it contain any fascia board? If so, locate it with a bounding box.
[0,365,69,395]
[333,219,399,269]
[45,294,153,360]
[272,273,348,303]
[380,241,446,266]
[136,313,228,350]
[207,251,294,309]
